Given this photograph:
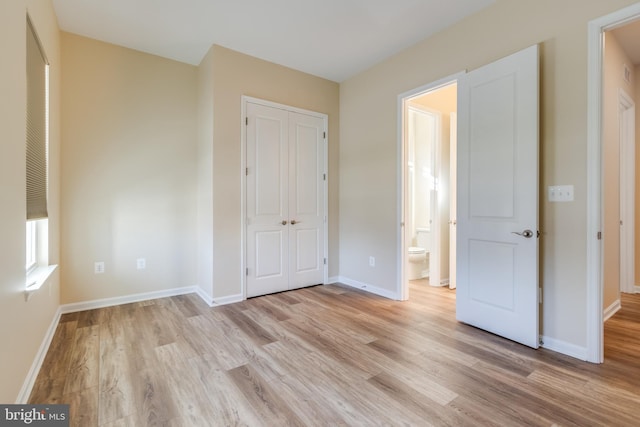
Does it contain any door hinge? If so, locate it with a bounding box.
[246,117,248,126]
[324,258,327,265]
[246,268,249,276]
[597,231,602,240]
[323,173,326,181]
[246,167,249,176]
[323,131,326,139]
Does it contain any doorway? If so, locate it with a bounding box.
[587,3,640,363]
[400,79,458,300]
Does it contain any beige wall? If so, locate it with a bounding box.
[636,64,640,287]
[339,0,639,349]
[412,85,457,283]
[199,45,340,298]
[60,33,198,303]
[0,0,61,403]
[603,31,636,309]
[197,46,215,299]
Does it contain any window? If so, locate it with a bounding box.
[26,221,36,272]
[25,16,54,292]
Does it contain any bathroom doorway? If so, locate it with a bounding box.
[400,79,458,300]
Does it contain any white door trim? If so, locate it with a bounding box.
[587,2,640,363]
[241,96,329,300]
[397,72,464,300]
[619,89,635,294]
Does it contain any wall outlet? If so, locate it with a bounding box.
[369,256,375,267]
[137,258,146,270]
[94,261,105,274]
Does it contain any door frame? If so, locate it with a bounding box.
[397,72,463,300]
[241,96,329,300]
[619,89,635,294]
[587,2,640,363]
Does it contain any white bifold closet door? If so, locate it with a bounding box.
[246,102,325,298]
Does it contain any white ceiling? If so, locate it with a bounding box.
[612,19,640,65]
[52,0,495,82]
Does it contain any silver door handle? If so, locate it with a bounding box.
[281,220,288,225]
[512,229,533,238]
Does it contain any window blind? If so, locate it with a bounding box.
[26,17,48,220]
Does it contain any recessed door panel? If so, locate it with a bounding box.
[293,123,320,215]
[469,75,516,220]
[295,228,319,273]
[255,117,286,216]
[468,240,515,310]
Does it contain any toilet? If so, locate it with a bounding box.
[408,228,430,280]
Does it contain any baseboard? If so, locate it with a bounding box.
[194,286,215,306]
[210,293,244,306]
[60,286,197,314]
[540,335,588,361]
[603,299,622,322]
[16,306,63,404]
[327,276,340,284]
[336,276,400,300]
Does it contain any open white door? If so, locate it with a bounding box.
[456,45,539,348]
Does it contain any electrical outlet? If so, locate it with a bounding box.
[369,256,375,267]
[137,258,146,270]
[94,261,105,274]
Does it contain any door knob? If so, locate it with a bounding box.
[281,220,288,226]
[290,220,298,225]
[512,229,533,238]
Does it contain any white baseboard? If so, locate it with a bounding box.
[540,335,588,361]
[60,286,196,314]
[210,293,244,306]
[335,276,400,300]
[327,276,340,284]
[16,306,63,404]
[603,299,622,322]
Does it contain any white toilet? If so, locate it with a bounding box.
[408,228,430,280]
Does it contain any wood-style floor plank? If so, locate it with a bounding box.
[29,283,640,426]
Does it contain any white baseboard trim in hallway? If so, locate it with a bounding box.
[603,299,621,322]
[336,276,400,300]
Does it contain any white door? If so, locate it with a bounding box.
[288,112,325,290]
[246,102,326,298]
[246,103,289,297]
[449,112,457,290]
[456,45,539,348]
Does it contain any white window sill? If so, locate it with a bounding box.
[25,264,58,301]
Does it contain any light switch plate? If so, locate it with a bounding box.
[548,185,574,202]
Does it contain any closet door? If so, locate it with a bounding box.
[246,102,326,298]
[288,112,325,289]
[246,103,289,298]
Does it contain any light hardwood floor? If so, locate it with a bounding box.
[29,282,640,426]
